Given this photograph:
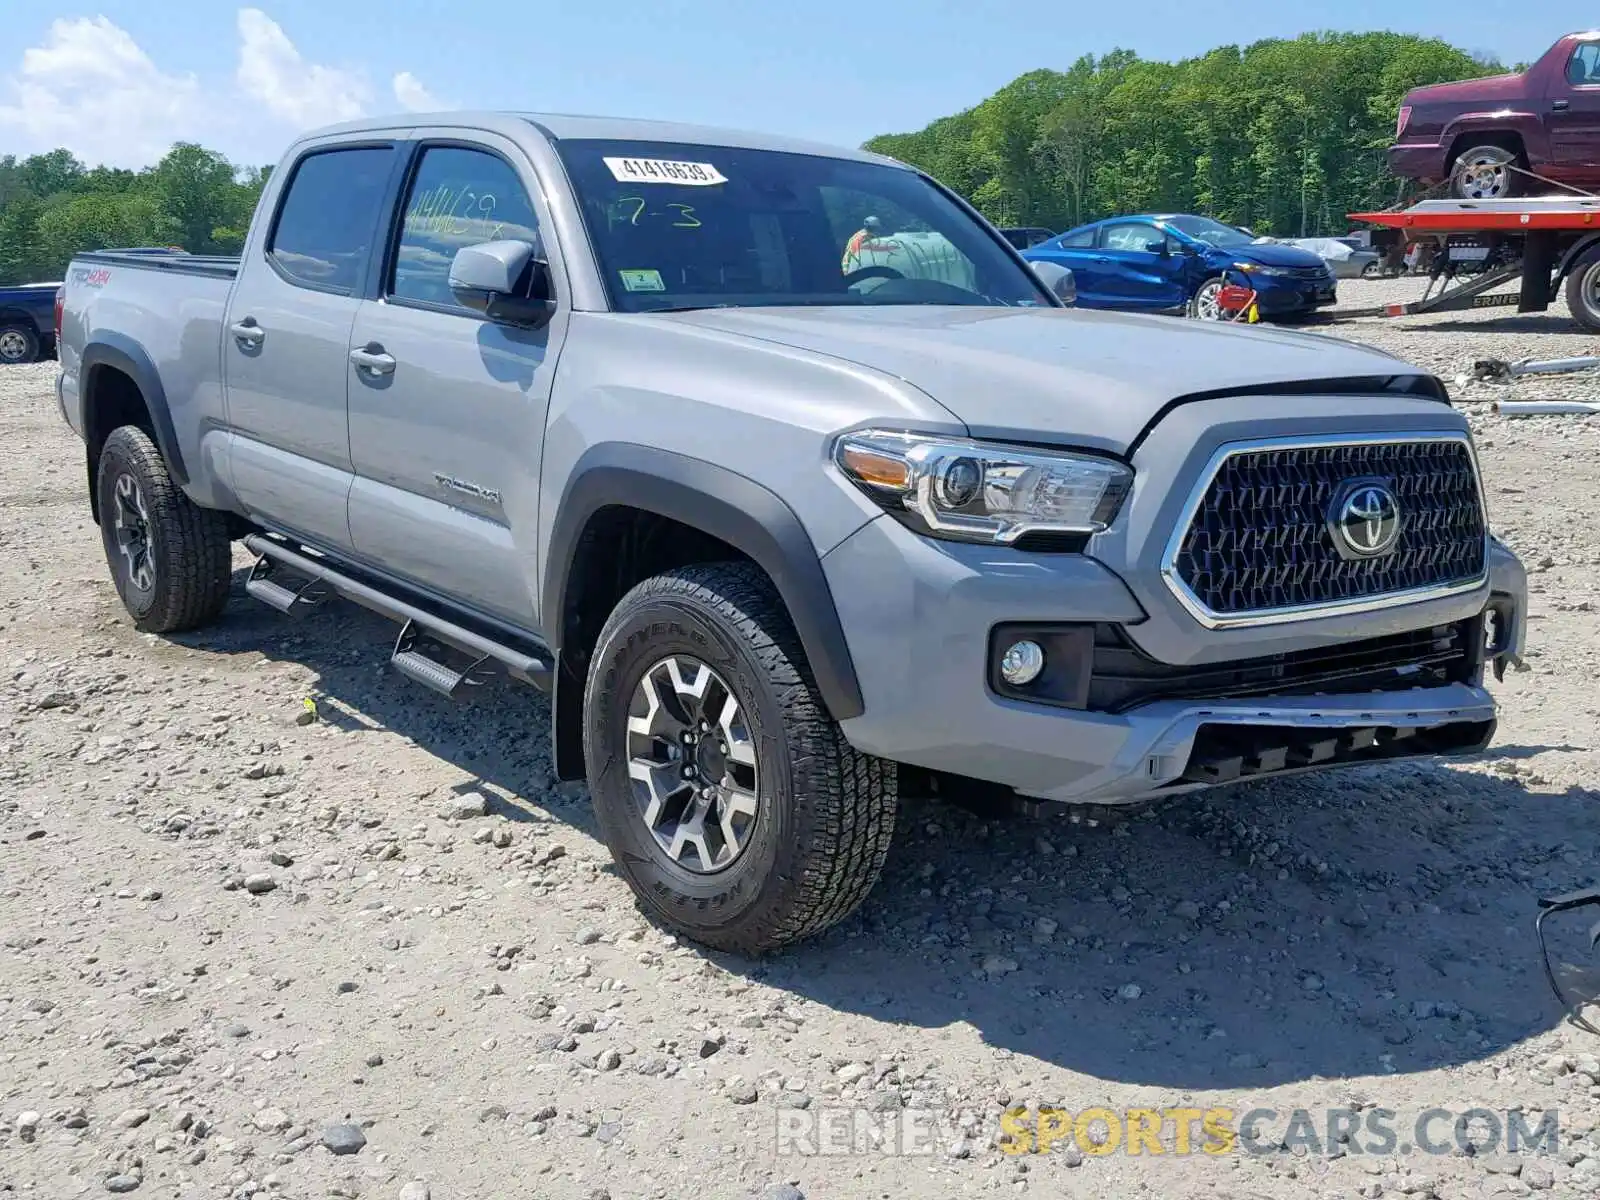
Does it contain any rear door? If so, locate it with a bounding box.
[223,140,403,550]
[1547,40,1600,172]
[345,134,569,626]
[1096,221,1186,309]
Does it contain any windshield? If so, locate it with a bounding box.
[555,138,1052,313]
[1164,215,1257,249]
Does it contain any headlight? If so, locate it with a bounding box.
[834,429,1132,545]
[1233,262,1290,277]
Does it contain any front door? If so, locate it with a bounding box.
[1096,221,1186,309]
[1547,41,1600,174]
[223,142,401,550]
[346,137,568,627]
[1029,227,1107,305]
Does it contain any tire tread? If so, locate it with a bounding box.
[589,561,896,952]
[98,425,232,633]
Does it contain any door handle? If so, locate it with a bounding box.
[1091,255,1112,263]
[1554,99,1571,111]
[229,318,264,347]
[349,344,397,376]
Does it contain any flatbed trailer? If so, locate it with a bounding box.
[1330,196,1600,331]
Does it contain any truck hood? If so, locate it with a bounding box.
[1405,70,1527,105]
[664,305,1423,453]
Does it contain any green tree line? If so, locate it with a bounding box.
[865,32,1502,236]
[0,31,1501,284]
[0,144,269,285]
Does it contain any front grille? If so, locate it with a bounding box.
[1284,265,1331,280]
[1170,438,1486,620]
[1087,619,1481,714]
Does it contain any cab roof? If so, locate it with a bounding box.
[294,110,904,168]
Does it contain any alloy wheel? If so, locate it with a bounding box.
[1458,155,1511,200]
[626,654,759,874]
[1193,280,1225,321]
[112,473,156,593]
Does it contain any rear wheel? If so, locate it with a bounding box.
[0,323,39,364]
[1565,247,1600,333]
[95,426,233,633]
[582,561,898,954]
[1450,144,1524,200]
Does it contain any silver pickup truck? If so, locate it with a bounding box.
[58,112,1526,953]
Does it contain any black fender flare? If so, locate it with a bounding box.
[543,444,865,777]
[80,334,189,485]
[1554,231,1600,286]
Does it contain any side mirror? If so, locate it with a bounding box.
[449,237,555,327]
[1029,260,1076,306]
[1146,239,1170,257]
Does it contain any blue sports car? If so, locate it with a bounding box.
[1022,214,1337,320]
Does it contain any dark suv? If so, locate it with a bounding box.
[1390,32,1600,199]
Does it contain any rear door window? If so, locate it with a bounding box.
[1568,43,1600,85]
[268,146,396,294]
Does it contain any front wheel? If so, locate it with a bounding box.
[1188,276,1227,321]
[96,425,233,632]
[1565,247,1600,333]
[1450,144,1523,200]
[582,561,898,954]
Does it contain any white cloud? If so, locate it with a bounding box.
[0,11,446,167]
[0,16,203,167]
[392,71,444,112]
[236,8,369,127]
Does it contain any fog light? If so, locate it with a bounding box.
[1000,640,1045,686]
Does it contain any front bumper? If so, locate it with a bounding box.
[1254,279,1338,314]
[824,403,1527,806]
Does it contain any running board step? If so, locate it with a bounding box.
[391,621,493,698]
[244,555,327,614]
[242,534,552,693]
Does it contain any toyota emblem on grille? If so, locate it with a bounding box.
[1329,480,1402,558]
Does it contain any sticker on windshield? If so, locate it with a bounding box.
[604,157,727,186]
[619,268,666,293]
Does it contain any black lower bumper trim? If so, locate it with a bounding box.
[1181,719,1494,786]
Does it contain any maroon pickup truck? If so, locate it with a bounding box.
[1390,32,1600,200]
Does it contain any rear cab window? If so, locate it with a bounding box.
[267,146,396,293]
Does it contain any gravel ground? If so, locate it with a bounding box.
[3,278,1600,1200]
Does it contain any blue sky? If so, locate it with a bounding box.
[0,1,1584,168]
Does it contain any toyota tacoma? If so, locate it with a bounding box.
[57,112,1526,953]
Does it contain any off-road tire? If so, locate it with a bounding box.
[1449,143,1524,201]
[0,323,39,364]
[583,561,897,954]
[96,425,233,633]
[1565,246,1600,334]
